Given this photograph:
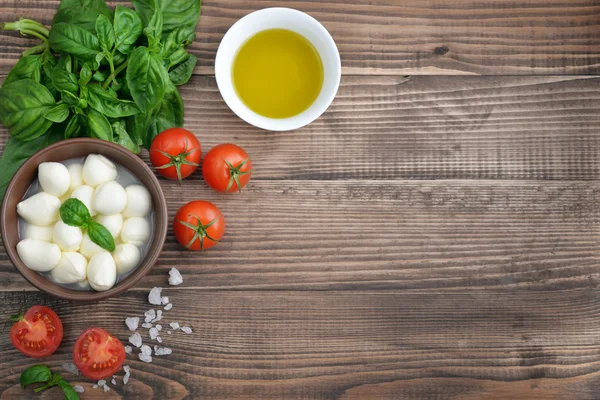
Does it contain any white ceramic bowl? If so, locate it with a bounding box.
[215,8,341,131]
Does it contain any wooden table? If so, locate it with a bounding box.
[1,1,600,399]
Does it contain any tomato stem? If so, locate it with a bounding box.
[153,138,199,182]
[178,214,220,250]
[224,158,252,193]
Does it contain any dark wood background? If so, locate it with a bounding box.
[1,1,600,399]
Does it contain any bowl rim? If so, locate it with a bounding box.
[215,7,342,131]
[0,138,168,301]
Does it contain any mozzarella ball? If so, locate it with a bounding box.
[67,163,83,193]
[95,214,123,239]
[79,233,105,259]
[70,185,97,216]
[82,154,117,187]
[52,220,83,251]
[16,239,61,272]
[123,185,152,217]
[113,243,141,274]
[17,192,61,226]
[23,224,53,242]
[92,181,127,215]
[87,252,117,291]
[50,252,87,284]
[121,217,151,246]
[38,162,71,197]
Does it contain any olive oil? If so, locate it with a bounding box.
[232,29,324,119]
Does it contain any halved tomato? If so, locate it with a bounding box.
[10,305,63,358]
[73,327,126,380]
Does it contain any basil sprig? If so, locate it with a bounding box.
[60,198,115,251]
[20,365,79,400]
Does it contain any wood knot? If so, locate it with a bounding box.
[434,46,449,56]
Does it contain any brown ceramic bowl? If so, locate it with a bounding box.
[1,138,168,301]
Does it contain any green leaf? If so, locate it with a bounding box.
[60,198,91,227]
[92,70,107,82]
[95,14,115,52]
[113,5,143,54]
[126,46,169,112]
[143,85,183,149]
[87,108,113,141]
[112,120,140,153]
[132,0,202,36]
[51,68,79,93]
[87,86,140,118]
[88,221,115,251]
[54,0,113,34]
[45,103,70,123]
[65,113,86,139]
[79,63,92,86]
[61,90,80,107]
[20,365,52,388]
[0,79,56,141]
[49,23,101,62]
[169,54,196,86]
[58,381,80,400]
[3,55,42,86]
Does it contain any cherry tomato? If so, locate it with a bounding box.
[174,201,225,251]
[10,305,63,358]
[73,327,126,380]
[202,144,252,193]
[149,128,202,181]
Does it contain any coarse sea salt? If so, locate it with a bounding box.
[125,345,133,354]
[73,385,85,393]
[181,326,193,334]
[62,362,79,375]
[142,322,153,329]
[111,378,117,385]
[123,365,131,385]
[157,336,163,343]
[103,384,110,392]
[169,322,180,330]
[154,346,172,356]
[149,327,159,339]
[144,309,156,323]
[169,267,183,285]
[164,303,173,311]
[161,296,169,305]
[97,380,106,386]
[128,332,142,348]
[126,317,140,331]
[156,324,162,331]
[152,310,163,323]
[149,287,163,305]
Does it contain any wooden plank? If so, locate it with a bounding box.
[0,0,599,75]
[1,289,600,399]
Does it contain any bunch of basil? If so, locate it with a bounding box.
[0,0,201,200]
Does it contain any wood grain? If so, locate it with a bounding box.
[0,0,599,75]
[1,289,600,399]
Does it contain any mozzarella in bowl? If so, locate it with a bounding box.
[16,154,154,291]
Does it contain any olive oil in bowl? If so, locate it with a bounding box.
[232,29,324,119]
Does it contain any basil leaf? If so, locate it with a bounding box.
[88,221,115,251]
[0,79,56,141]
[44,104,70,123]
[143,85,183,149]
[95,14,115,52]
[3,55,42,86]
[58,381,80,400]
[169,54,196,86]
[112,120,140,153]
[79,63,92,87]
[92,70,107,82]
[87,108,113,141]
[60,198,91,227]
[49,23,101,62]
[87,89,140,118]
[61,90,80,107]
[113,5,143,54]
[65,113,86,139]
[54,0,112,34]
[51,69,79,93]
[127,46,169,112]
[132,0,201,36]
[20,365,52,388]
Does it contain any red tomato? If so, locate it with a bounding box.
[149,128,202,181]
[10,305,63,358]
[174,201,225,251]
[73,327,126,380]
[202,144,252,193]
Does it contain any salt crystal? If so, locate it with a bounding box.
[139,353,152,363]
[152,310,163,323]
[155,347,172,356]
[149,287,163,305]
[97,380,106,386]
[103,384,110,392]
[73,385,84,393]
[161,296,169,305]
[140,344,152,355]
[111,378,117,385]
[124,365,131,373]
[181,326,193,334]
[169,267,183,285]
[125,345,132,354]
[93,385,98,389]
[164,303,173,311]
[149,327,159,339]
[167,330,172,335]
[123,365,131,385]
[169,322,180,330]
[142,322,152,329]
[144,309,156,323]
[156,336,162,343]
[156,324,162,331]
[62,362,79,375]
[125,317,140,331]
[128,332,142,348]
